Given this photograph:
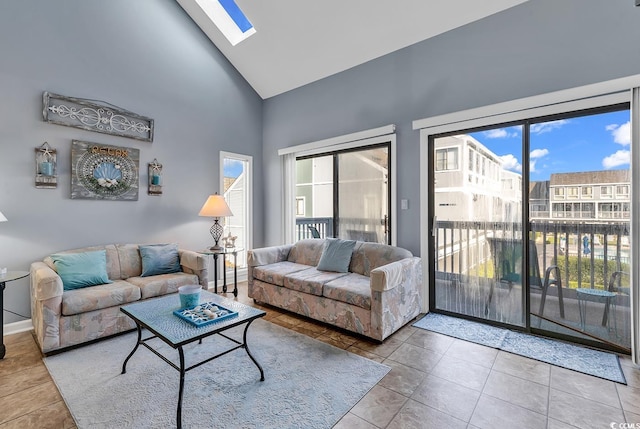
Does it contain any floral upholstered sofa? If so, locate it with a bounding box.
[248,239,422,341]
[30,243,208,354]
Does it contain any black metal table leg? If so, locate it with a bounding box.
[242,320,264,381]
[213,254,219,294]
[177,346,185,429]
[222,253,228,293]
[121,324,143,374]
[0,282,5,359]
[233,252,238,297]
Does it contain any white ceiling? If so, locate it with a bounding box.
[177,0,529,99]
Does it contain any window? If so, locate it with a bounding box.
[601,186,613,198]
[567,187,579,199]
[617,185,629,197]
[295,197,305,216]
[436,147,458,171]
[582,186,592,198]
[554,187,565,199]
[220,152,252,271]
[468,149,474,171]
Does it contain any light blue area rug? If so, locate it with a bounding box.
[414,313,626,384]
[44,319,389,429]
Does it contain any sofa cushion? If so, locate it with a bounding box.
[283,267,349,296]
[317,238,356,273]
[51,250,113,291]
[349,242,413,276]
[253,261,310,287]
[126,272,199,299]
[116,243,143,279]
[287,239,325,266]
[139,243,181,277]
[323,273,372,309]
[61,280,141,316]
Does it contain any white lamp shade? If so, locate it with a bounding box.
[0,211,6,222]
[198,194,233,217]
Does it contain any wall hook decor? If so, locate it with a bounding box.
[148,158,163,195]
[35,141,57,189]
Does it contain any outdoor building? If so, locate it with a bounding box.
[548,169,630,221]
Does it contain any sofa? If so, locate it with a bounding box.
[30,243,208,354]
[248,239,422,341]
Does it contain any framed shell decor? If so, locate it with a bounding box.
[71,140,139,201]
[35,142,57,189]
[148,158,163,196]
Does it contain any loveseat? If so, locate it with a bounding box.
[248,239,422,341]
[30,243,208,354]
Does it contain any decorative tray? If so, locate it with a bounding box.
[173,301,238,327]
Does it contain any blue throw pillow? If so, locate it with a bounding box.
[51,250,112,291]
[139,243,181,277]
[317,238,356,273]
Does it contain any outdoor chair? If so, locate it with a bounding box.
[308,225,321,238]
[485,237,565,320]
[602,270,629,327]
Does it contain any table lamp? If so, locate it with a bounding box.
[198,194,233,251]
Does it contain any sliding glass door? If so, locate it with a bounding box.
[430,105,632,352]
[431,129,525,326]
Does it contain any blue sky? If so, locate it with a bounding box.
[469,109,631,181]
[223,158,244,178]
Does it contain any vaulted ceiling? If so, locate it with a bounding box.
[177,0,529,99]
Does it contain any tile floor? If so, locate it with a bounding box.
[1,281,639,429]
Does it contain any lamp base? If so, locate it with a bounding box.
[208,244,224,251]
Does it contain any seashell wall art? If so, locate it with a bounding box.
[71,140,139,200]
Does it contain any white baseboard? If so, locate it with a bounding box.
[4,319,33,336]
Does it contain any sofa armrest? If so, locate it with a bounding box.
[178,249,209,288]
[30,261,64,301]
[370,257,421,292]
[369,256,423,341]
[30,261,64,353]
[247,244,292,267]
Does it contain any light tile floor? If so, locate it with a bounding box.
[2,281,639,429]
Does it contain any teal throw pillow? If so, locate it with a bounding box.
[317,238,356,273]
[139,243,181,277]
[51,250,112,291]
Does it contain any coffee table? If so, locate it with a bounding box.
[120,290,266,429]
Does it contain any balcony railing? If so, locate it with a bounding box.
[434,219,631,351]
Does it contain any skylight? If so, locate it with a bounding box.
[195,0,255,46]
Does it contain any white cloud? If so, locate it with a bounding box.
[602,150,630,169]
[530,148,549,159]
[484,128,518,139]
[530,119,569,134]
[500,154,522,172]
[530,159,538,173]
[607,121,631,146]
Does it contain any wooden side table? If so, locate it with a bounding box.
[1,270,29,359]
[199,248,241,297]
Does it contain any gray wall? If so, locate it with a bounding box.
[0,0,263,323]
[262,0,640,254]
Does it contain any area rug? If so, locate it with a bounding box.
[413,313,626,384]
[44,319,390,429]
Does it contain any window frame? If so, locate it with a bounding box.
[219,151,253,278]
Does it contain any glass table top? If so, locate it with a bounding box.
[0,271,29,283]
[120,290,265,346]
